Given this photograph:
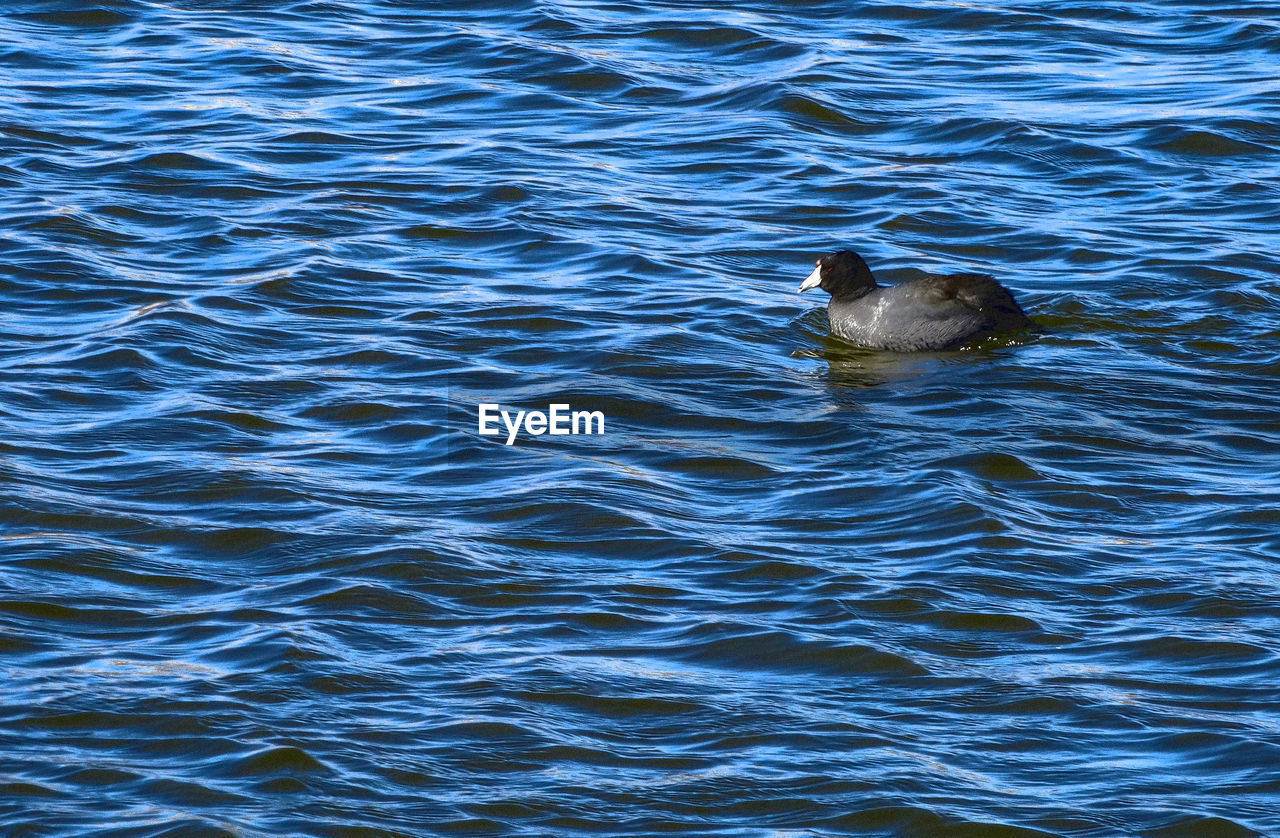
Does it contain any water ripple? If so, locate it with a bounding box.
[2,0,1279,835]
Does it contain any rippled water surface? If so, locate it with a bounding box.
[3,1,1280,835]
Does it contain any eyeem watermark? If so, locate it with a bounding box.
[478,403,604,445]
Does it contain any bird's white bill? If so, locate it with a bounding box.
[798,265,822,292]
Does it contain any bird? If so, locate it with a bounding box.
[798,249,1034,351]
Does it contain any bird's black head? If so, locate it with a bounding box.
[797,250,877,300]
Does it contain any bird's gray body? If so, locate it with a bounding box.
[826,273,1032,351]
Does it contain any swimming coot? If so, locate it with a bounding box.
[798,250,1034,351]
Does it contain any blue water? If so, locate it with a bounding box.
[2,1,1279,835]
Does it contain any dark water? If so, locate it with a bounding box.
[3,0,1280,835]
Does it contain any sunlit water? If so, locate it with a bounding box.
[2,1,1279,835]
